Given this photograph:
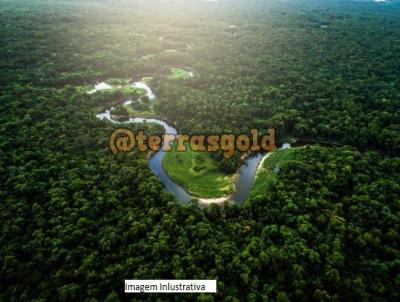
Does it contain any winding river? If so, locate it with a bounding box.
[96,81,290,204]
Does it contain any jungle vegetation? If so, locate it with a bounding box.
[0,0,399,301]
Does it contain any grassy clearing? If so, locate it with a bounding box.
[96,85,146,98]
[250,148,296,197]
[81,78,147,97]
[115,85,145,96]
[162,147,234,198]
[168,67,193,80]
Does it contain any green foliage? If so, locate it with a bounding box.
[163,148,234,198]
[251,148,296,197]
[168,67,193,80]
[1,1,400,301]
[110,105,129,117]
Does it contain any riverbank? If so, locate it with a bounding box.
[95,77,295,207]
[250,148,296,198]
[197,196,233,207]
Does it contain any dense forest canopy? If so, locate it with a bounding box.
[0,0,399,301]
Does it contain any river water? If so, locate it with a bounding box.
[96,81,289,204]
